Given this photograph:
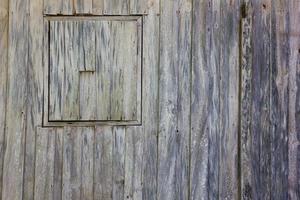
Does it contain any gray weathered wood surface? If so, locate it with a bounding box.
[0,0,299,199]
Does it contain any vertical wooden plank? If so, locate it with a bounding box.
[190,0,220,199]
[80,128,94,200]
[158,0,192,199]
[93,0,103,14]
[79,21,96,72]
[250,1,272,199]
[75,0,93,14]
[49,21,65,121]
[240,1,253,199]
[124,127,143,200]
[175,0,192,198]
[270,0,289,197]
[94,126,113,200]
[23,0,44,198]
[63,21,80,120]
[141,6,159,200]
[288,1,300,199]
[95,21,112,120]
[34,128,63,200]
[110,22,124,120]
[103,0,129,15]
[2,0,29,198]
[112,127,125,200]
[62,127,94,200]
[121,21,138,121]
[79,72,96,120]
[240,0,273,199]
[78,21,96,120]
[218,0,240,199]
[0,0,8,197]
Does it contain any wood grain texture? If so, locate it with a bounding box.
[79,21,96,72]
[49,20,65,121]
[270,0,289,199]
[103,0,129,15]
[62,127,94,200]
[93,0,103,14]
[218,0,240,199]
[23,0,44,198]
[95,20,140,121]
[124,127,143,200]
[288,1,300,199]
[75,0,93,14]
[79,72,97,120]
[0,0,8,197]
[62,21,80,120]
[2,0,29,198]
[130,0,159,14]
[34,128,63,200]
[112,127,126,200]
[140,7,159,200]
[240,2,253,199]
[190,0,220,199]
[95,20,112,120]
[240,0,274,199]
[1,1,299,200]
[158,0,192,199]
[94,126,113,200]
[44,0,73,15]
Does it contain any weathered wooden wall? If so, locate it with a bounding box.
[0,0,299,200]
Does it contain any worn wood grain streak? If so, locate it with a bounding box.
[34,128,63,200]
[2,0,29,198]
[0,0,8,197]
[141,8,159,200]
[112,127,126,200]
[158,0,192,199]
[190,0,220,199]
[288,1,300,199]
[94,126,113,200]
[270,0,289,199]
[62,127,94,200]
[23,0,44,198]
